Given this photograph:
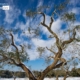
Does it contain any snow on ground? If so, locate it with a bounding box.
[44,77,80,80]
[0,77,80,80]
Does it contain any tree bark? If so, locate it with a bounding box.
[18,63,37,80]
[56,74,59,80]
[37,49,62,80]
[63,71,68,80]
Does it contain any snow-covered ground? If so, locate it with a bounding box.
[44,77,80,80]
[0,77,80,80]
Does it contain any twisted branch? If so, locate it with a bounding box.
[38,12,45,24]
[10,33,21,63]
[38,12,60,50]
[62,26,78,47]
[49,17,54,28]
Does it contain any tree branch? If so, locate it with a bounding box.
[10,58,20,66]
[62,38,74,47]
[62,26,77,47]
[10,33,21,63]
[41,22,49,28]
[38,49,62,79]
[54,62,67,68]
[46,47,56,54]
[20,45,24,53]
[18,63,37,80]
[39,60,66,80]
[0,53,19,66]
[38,12,45,24]
[0,53,36,80]
[0,53,8,60]
[49,17,54,28]
[38,12,60,50]
[0,58,8,62]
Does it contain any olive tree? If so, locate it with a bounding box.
[0,0,80,80]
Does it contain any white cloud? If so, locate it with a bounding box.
[51,19,62,33]
[32,38,55,48]
[15,22,27,30]
[37,0,43,8]
[3,0,80,61]
[15,18,36,38]
[69,0,80,6]
[23,10,27,19]
[27,38,57,60]
[71,8,80,14]
[14,34,22,43]
[27,49,39,60]
[68,0,80,16]
[73,21,80,26]
[62,41,80,60]
[4,1,21,24]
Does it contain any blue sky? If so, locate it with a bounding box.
[0,0,80,71]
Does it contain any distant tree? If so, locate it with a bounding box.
[1,70,12,78]
[71,68,80,77]
[0,0,80,80]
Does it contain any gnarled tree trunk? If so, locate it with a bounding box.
[18,63,37,80]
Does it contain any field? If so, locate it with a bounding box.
[0,77,80,80]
